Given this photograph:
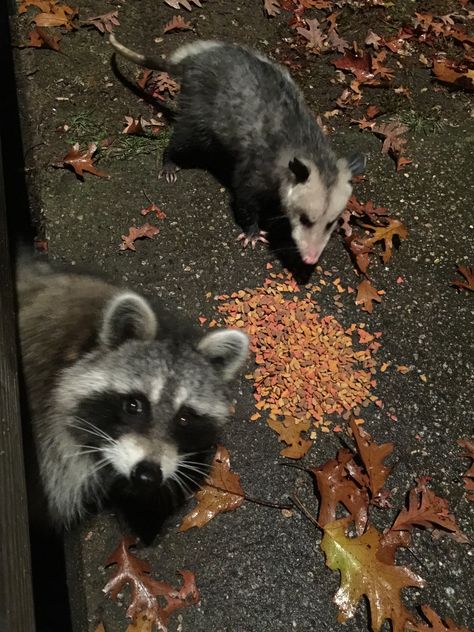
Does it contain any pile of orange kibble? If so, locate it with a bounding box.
[216,271,381,434]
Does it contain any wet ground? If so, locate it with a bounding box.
[11,0,474,631]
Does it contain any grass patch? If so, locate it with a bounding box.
[66,111,109,145]
[99,128,172,163]
[397,109,446,133]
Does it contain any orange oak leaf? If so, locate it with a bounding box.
[267,415,312,459]
[344,235,373,274]
[104,538,199,629]
[321,518,424,632]
[163,15,193,33]
[81,10,120,34]
[373,121,409,156]
[34,3,77,30]
[310,448,369,534]
[332,52,375,83]
[179,446,244,531]
[27,26,61,51]
[372,50,395,81]
[18,0,55,14]
[451,265,474,292]
[408,605,471,632]
[363,218,408,264]
[164,0,202,11]
[396,155,413,171]
[349,417,393,497]
[120,224,160,251]
[61,143,108,179]
[458,438,474,501]
[355,279,382,313]
[154,72,180,97]
[263,0,281,16]
[141,203,166,220]
[391,477,469,542]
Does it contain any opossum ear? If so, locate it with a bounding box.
[289,157,310,183]
[100,292,158,347]
[197,329,249,381]
[347,152,367,177]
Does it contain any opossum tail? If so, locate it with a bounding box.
[109,34,173,73]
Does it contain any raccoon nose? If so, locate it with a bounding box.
[131,461,163,487]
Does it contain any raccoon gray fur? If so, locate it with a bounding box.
[109,35,366,264]
[17,259,248,534]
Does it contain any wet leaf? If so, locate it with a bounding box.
[27,26,61,51]
[267,415,313,459]
[141,203,166,220]
[263,0,280,16]
[163,15,193,33]
[451,265,474,292]
[18,0,54,14]
[363,218,408,264]
[81,10,120,34]
[349,417,393,496]
[408,605,471,631]
[332,52,374,82]
[433,58,474,91]
[33,3,77,29]
[321,519,424,632]
[60,143,109,179]
[120,224,160,252]
[179,446,244,531]
[104,538,199,630]
[164,0,202,11]
[355,279,382,313]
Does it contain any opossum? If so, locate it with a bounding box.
[109,35,366,264]
[17,259,248,535]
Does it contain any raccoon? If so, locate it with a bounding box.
[109,35,366,264]
[17,259,248,536]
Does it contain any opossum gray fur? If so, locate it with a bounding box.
[109,35,366,264]
[17,259,248,532]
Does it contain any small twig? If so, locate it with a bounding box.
[279,462,312,473]
[207,483,292,511]
[289,492,321,530]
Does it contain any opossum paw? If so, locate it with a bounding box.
[237,230,268,249]
[159,163,180,184]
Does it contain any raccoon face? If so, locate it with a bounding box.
[53,292,248,505]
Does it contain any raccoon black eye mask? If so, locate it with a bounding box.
[17,259,248,531]
[109,34,366,264]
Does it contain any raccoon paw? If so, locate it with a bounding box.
[159,162,180,184]
[237,229,268,249]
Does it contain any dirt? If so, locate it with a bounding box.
[10,1,474,631]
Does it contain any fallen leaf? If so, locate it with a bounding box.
[141,203,166,220]
[349,417,393,496]
[408,604,472,631]
[153,72,180,97]
[458,438,474,502]
[268,415,313,459]
[321,518,424,631]
[18,0,54,14]
[122,115,147,135]
[355,279,382,313]
[60,143,108,179]
[332,52,374,82]
[297,19,327,51]
[365,31,382,49]
[373,121,409,157]
[179,446,244,531]
[94,624,106,632]
[27,26,61,51]
[396,365,411,374]
[164,0,202,11]
[451,265,474,291]
[81,10,119,33]
[344,235,373,274]
[396,155,413,171]
[433,58,474,91]
[372,50,395,80]
[104,537,199,629]
[120,224,160,251]
[163,15,193,33]
[34,3,77,29]
[363,218,408,264]
[263,0,280,17]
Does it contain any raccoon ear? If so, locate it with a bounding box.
[346,152,367,177]
[197,329,249,382]
[100,292,157,347]
[289,157,310,183]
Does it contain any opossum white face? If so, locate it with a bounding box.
[283,153,366,265]
[52,293,248,519]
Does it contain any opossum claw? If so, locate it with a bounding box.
[159,163,180,184]
[237,230,268,248]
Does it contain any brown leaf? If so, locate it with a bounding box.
[163,15,193,33]
[391,477,469,542]
[104,538,199,629]
[137,69,153,91]
[355,279,382,313]
[365,31,382,49]
[27,26,61,51]
[458,438,474,501]
[332,52,375,83]
[34,3,77,30]
[263,0,280,17]
[408,604,472,631]
[345,235,373,274]
[154,72,180,97]
[373,121,409,156]
[81,10,120,34]
[141,203,166,220]
[349,417,393,496]
[372,50,394,80]
[164,0,202,11]
[60,143,108,179]
[120,224,160,251]
[297,19,327,51]
[94,624,106,632]
[363,218,408,264]
[268,415,312,459]
[179,446,244,531]
[396,155,413,171]
[451,265,474,291]
[310,448,369,534]
[18,0,54,14]
[433,58,474,91]
[328,30,349,53]
[122,115,147,135]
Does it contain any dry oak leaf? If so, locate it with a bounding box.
[120,224,160,252]
[297,19,327,51]
[310,448,369,534]
[94,624,106,632]
[154,72,180,97]
[332,53,375,83]
[104,537,199,630]
[321,519,424,632]
[27,26,61,51]
[364,218,408,264]
[408,605,472,632]
[123,115,148,135]
[391,477,469,542]
[81,11,120,34]
[373,121,409,156]
[33,3,77,30]
[434,58,474,91]
[179,445,244,531]
[458,438,474,502]
[18,0,56,14]
[61,143,108,179]
[164,0,202,11]
[141,203,167,220]
[355,279,382,314]
[349,417,393,497]
[451,265,474,292]
[163,15,193,33]
[267,415,312,459]
[263,0,281,17]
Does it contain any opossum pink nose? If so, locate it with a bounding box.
[131,461,163,487]
[303,254,319,265]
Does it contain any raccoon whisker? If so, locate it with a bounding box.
[168,472,193,499]
[177,463,210,477]
[71,418,118,445]
[176,469,202,486]
[88,456,111,478]
[177,459,212,469]
[64,447,104,458]
[178,451,205,459]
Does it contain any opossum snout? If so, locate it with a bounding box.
[303,253,320,265]
[131,460,163,488]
